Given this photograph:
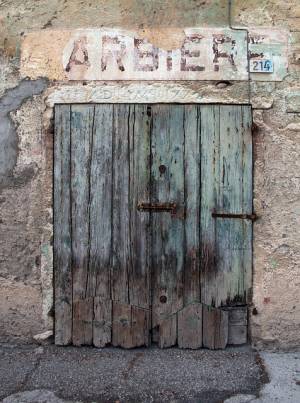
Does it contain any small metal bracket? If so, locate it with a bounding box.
[212,211,257,221]
[137,202,177,213]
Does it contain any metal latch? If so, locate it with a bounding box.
[137,202,177,213]
[212,211,257,221]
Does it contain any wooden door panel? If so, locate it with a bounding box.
[111,105,131,304]
[183,105,201,304]
[178,303,203,349]
[71,105,94,304]
[54,104,72,345]
[54,104,151,347]
[151,105,185,344]
[93,298,112,347]
[71,105,95,345]
[54,103,252,349]
[129,105,151,309]
[200,105,252,308]
[203,305,228,349]
[112,302,149,348]
[89,105,113,300]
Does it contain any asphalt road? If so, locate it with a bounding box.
[0,344,269,403]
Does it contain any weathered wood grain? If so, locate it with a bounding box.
[184,105,201,304]
[93,298,112,347]
[217,106,245,306]
[70,105,94,345]
[112,105,131,304]
[216,106,252,306]
[71,105,94,301]
[203,305,228,349]
[151,105,185,345]
[228,324,247,345]
[112,302,149,348]
[73,298,93,346]
[54,103,252,349]
[87,105,113,300]
[112,302,132,348]
[200,105,252,308]
[178,303,202,349]
[225,306,248,345]
[131,306,150,347]
[54,104,72,345]
[200,105,220,307]
[158,314,177,348]
[129,105,151,309]
[241,106,253,302]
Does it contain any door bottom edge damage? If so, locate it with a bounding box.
[57,300,248,350]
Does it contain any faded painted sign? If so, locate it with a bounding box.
[61,28,248,81]
[20,28,288,82]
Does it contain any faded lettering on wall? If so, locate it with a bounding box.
[62,29,247,81]
[20,28,288,81]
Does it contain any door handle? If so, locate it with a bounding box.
[137,202,177,213]
[212,211,257,221]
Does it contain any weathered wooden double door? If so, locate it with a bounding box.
[54,104,252,349]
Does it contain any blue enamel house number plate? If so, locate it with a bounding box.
[250,59,274,73]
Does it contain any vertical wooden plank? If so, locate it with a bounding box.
[129,104,151,309]
[54,104,72,345]
[73,298,93,346]
[151,105,185,346]
[200,105,220,306]
[158,315,177,348]
[131,306,150,347]
[200,105,252,307]
[71,105,94,345]
[241,106,253,303]
[217,106,244,305]
[86,105,113,301]
[177,303,202,349]
[112,302,132,348]
[112,104,130,304]
[225,306,248,345]
[216,105,252,306]
[203,305,228,349]
[184,105,201,304]
[93,298,112,347]
[112,302,149,348]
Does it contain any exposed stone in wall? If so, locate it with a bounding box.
[0,93,52,342]
[230,0,300,349]
[252,100,300,349]
[0,79,48,190]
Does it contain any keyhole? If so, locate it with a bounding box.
[160,295,167,304]
[159,165,166,174]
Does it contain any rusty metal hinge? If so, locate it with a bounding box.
[137,202,177,213]
[212,211,257,221]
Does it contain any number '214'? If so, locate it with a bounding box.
[252,60,272,72]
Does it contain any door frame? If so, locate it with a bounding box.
[43,82,254,344]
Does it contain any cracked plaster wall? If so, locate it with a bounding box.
[0,0,299,349]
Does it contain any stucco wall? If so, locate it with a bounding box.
[0,0,299,349]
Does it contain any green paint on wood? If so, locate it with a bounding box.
[54,103,252,347]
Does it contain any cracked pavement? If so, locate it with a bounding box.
[0,344,266,402]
